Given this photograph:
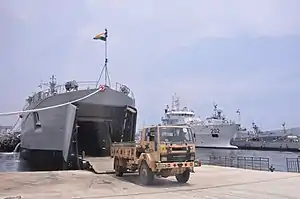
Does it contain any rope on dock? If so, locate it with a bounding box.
[0,88,102,116]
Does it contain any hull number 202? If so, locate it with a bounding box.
[210,128,220,138]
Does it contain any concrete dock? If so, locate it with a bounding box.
[1,157,300,199]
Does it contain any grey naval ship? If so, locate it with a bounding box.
[161,94,240,149]
[18,30,137,170]
[231,122,300,151]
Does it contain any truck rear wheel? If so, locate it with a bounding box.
[175,169,190,183]
[139,161,154,185]
[114,157,124,177]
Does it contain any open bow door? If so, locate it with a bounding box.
[62,104,77,165]
[122,106,137,142]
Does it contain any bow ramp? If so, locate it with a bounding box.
[83,156,115,174]
[78,106,137,173]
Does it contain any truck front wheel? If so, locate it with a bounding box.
[175,169,190,183]
[139,161,154,185]
[114,157,124,177]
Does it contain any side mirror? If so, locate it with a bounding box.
[147,132,155,137]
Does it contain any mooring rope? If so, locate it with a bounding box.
[0,88,103,116]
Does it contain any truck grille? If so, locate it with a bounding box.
[171,147,187,151]
[161,153,194,162]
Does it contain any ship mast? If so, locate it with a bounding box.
[236,109,241,124]
[37,75,57,95]
[95,29,111,87]
[49,75,57,95]
[212,102,217,117]
[172,93,180,111]
[252,122,260,135]
[282,122,287,134]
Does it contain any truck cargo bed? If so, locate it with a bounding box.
[111,142,138,147]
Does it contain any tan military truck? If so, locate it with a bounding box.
[111,124,196,185]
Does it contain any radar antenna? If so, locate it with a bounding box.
[37,75,57,95]
[236,109,241,124]
[282,122,287,134]
[212,102,218,117]
[49,75,57,95]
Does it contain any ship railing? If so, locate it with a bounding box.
[203,120,236,126]
[200,155,270,171]
[115,82,135,99]
[52,81,98,95]
[23,81,135,109]
[23,81,97,109]
[286,158,300,173]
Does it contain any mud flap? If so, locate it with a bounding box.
[62,104,77,165]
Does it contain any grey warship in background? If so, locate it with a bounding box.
[19,29,137,170]
[231,122,300,151]
[161,94,240,148]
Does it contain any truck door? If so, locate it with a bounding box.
[122,105,137,142]
[144,127,158,152]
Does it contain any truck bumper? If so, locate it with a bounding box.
[156,161,194,169]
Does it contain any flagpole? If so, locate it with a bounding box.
[104,28,109,86]
[95,29,111,87]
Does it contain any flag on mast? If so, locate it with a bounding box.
[93,31,106,41]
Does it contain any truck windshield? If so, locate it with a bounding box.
[159,127,193,143]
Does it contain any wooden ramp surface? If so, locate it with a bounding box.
[84,156,115,173]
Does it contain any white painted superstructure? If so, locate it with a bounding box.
[161,94,239,148]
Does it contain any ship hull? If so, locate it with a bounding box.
[19,88,135,170]
[231,139,300,151]
[231,127,300,151]
[192,124,239,148]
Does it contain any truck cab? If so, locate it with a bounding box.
[140,125,196,163]
[111,124,196,185]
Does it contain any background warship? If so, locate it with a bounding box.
[161,94,240,148]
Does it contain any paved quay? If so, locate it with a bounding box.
[1,158,300,199]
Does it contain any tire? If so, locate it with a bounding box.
[139,161,154,185]
[114,157,124,177]
[175,169,190,183]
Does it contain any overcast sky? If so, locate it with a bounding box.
[1,0,300,130]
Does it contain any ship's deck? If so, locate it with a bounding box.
[1,157,299,199]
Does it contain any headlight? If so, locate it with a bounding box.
[161,156,167,162]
